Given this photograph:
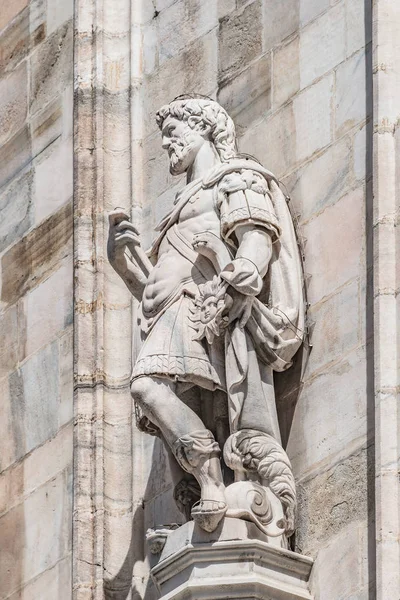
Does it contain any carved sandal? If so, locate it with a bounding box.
[191,499,227,533]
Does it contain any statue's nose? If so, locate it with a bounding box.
[162,136,170,149]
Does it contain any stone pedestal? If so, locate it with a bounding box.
[151,519,313,600]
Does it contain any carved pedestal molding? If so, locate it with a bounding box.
[372,1,400,597]
[151,520,313,600]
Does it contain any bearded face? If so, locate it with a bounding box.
[161,116,206,175]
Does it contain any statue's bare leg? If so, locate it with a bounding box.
[131,375,227,531]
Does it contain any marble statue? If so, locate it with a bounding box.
[108,96,305,545]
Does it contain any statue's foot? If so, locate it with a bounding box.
[191,499,227,532]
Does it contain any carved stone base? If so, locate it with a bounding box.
[151,519,313,600]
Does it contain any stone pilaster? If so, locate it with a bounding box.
[372,1,400,597]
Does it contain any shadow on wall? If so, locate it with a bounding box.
[104,437,174,600]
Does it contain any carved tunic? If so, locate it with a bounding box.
[132,165,282,392]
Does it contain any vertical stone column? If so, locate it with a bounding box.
[372,1,400,597]
[74,0,139,597]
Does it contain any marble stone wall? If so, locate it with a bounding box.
[137,1,373,599]
[0,0,74,597]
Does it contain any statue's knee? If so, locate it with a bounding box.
[130,377,153,407]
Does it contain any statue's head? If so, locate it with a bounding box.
[156,96,237,175]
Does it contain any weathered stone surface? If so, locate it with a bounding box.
[239,102,296,177]
[273,35,299,108]
[0,125,31,189]
[296,446,371,556]
[0,467,72,599]
[299,2,346,89]
[0,0,28,32]
[335,47,368,137]
[218,1,263,84]
[0,62,27,147]
[0,169,33,254]
[293,74,333,163]
[29,20,73,115]
[303,187,364,303]
[8,341,60,461]
[306,279,360,375]
[59,327,73,427]
[310,523,366,599]
[0,7,44,76]
[33,136,73,224]
[300,0,330,27]
[283,136,353,222]
[1,202,72,306]
[263,0,299,50]
[217,51,271,133]
[287,346,368,474]
[143,29,218,137]
[0,423,72,516]
[346,0,372,58]
[25,258,72,357]
[46,0,73,35]
[30,94,63,157]
[157,0,217,65]
[7,555,72,600]
[0,306,20,380]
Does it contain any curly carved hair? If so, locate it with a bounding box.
[156,96,237,162]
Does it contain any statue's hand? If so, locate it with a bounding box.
[108,210,141,273]
[225,289,254,329]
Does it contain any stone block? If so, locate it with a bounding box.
[0,62,27,147]
[24,258,72,357]
[0,126,31,189]
[218,1,263,84]
[239,102,296,178]
[0,468,72,598]
[1,202,73,306]
[300,0,330,27]
[0,382,18,474]
[33,136,73,224]
[8,341,59,460]
[263,0,299,51]
[0,306,19,380]
[300,2,345,89]
[218,0,236,19]
[273,35,300,108]
[0,423,73,515]
[143,29,218,138]
[143,21,159,75]
[0,7,44,76]
[217,52,271,134]
[0,0,28,32]
[46,0,73,35]
[0,168,33,254]
[303,187,364,303]
[283,136,353,222]
[306,279,360,375]
[335,48,369,137]
[293,74,333,163]
[30,94,64,158]
[287,346,368,475]
[296,446,371,556]
[346,0,372,58]
[7,555,72,600]
[59,327,73,427]
[29,20,73,116]
[310,524,365,600]
[157,0,217,65]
